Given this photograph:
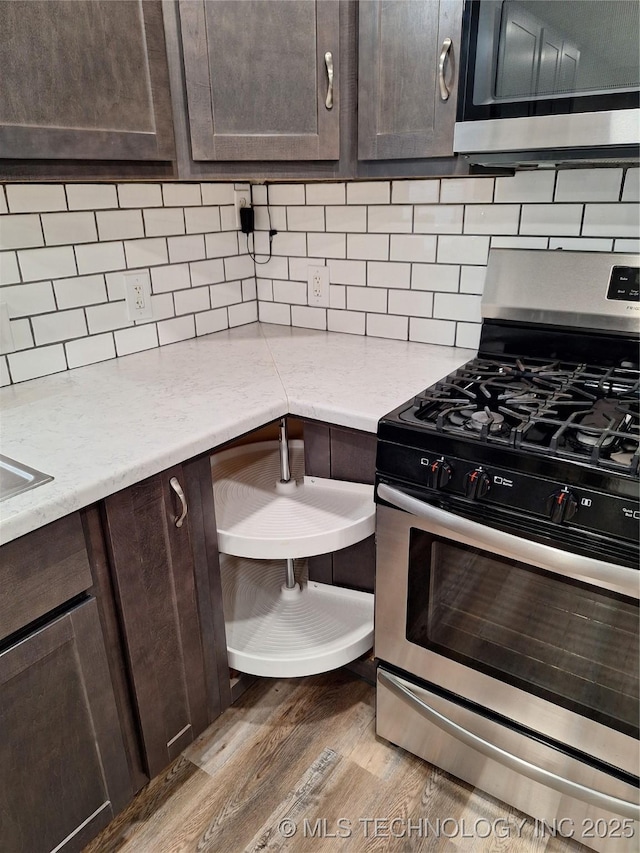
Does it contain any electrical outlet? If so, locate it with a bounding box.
[234,184,251,230]
[308,265,329,308]
[124,271,153,321]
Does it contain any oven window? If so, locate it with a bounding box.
[406,531,639,738]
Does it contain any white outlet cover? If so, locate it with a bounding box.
[307,265,329,308]
[124,271,153,321]
[234,185,251,230]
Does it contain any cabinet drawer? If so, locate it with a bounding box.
[0,513,92,641]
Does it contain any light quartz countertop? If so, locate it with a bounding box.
[0,323,473,544]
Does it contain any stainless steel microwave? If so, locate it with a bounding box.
[453,0,640,167]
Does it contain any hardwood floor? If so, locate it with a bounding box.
[85,670,589,853]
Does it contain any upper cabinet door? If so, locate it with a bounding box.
[358,0,463,160]
[0,0,174,161]
[180,0,340,161]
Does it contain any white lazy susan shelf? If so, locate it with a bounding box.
[211,433,375,678]
[211,440,375,558]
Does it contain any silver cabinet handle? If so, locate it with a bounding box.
[324,51,334,110]
[379,669,640,821]
[438,37,452,101]
[377,483,637,597]
[169,477,187,528]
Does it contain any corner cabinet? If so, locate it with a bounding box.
[358,0,463,161]
[0,0,175,180]
[101,456,229,779]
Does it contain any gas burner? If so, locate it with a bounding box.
[468,408,505,433]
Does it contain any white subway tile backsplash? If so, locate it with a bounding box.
[327,309,365,335]
[224,254,255,281]
[548,237,614,251]
[0,187,7,215]
[366,313,408,340]
[162,183,202,207]
[307,232,346,259]
[622,169,639,202]
[582,204,639,238]
[220,206,237,231]
[268,184,306,206]
[306,183,346,205]
[329,284,346,309]
[290,305,326,330]
[185,206,221,234]
[347,286,387,314]
[410,317,456,346]
[329,259,366,286]
[150,263,191,293]
[19,245,77,281]
[347,182,389,205]
[257,279,273,301]
[259,256,289,280]
[86,301,131,335]
[229,300,258,327]
[273,279,307,305]
[555,168,623,202]
[368,261,410,289]
[206,232,238,258]
[8,344,67,382]
[242,278,257,301]
[455,323,481,350]
[144,207,186,237]
[124,237,168,268]
[97,209,144,242]
[520,204,582,236]
[0,215,44,251]
[0,356,9,386]
[414,204,463,234]
[32,309,87,345]
[286,206,325,232]
[158,315,195,346]
[440,178,494,204]
[460,266,486,295]
[255,205,287,232]
[259,301,291,325]
[174,286,211,316]
[391,179,439,205]
[9,318,33,351]
[494,171,555,203]
[145,293,175,324]
[411,263,459,293]
[2,282,55,318]
[436,235,489,266]
[118,184,162,208]
[210,281,243,309]
[490,236,548,249]
[614,239,640,253]
[114,324,158,356]
[268,231,307,257]
[288,257,313,282]
[168,234,206,264]
[196,307,229,336]
[54,274,107,309]
[434,293,481,323]
[347,234,389,261]
[0,251,21,285]
[7,184,66,213]
[75,241,125,275]
[368,205,412,233]
[42,212,97,246]
[388,289,433,317]
[189,258,225,287]
[463,204,519,235]
[66,184,118,210]
[325,206,367,233]
[65,334,116,369]
[390,235,437,263]
[201,183,235,205]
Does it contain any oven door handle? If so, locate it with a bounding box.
[379,669,640,821]
[377,483,638,597]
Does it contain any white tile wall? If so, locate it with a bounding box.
[0,181,257,383]
[1,168,636,383]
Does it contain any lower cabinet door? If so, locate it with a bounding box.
[0,598,131,853]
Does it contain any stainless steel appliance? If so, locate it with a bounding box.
[374,249,639,852]
[454,0,640,166]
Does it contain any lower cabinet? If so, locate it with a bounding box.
[0,598,131,853]
[101,455,229,779]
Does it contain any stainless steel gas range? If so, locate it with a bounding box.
[374,249,639,852]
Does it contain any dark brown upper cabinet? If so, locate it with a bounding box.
[0,0,174,176]
[179,0,340,163]
[358,0,463,162]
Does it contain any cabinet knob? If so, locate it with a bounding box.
[438,37,453,101]
[169,477,188,528]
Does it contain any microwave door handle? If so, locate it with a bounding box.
[379,670,640,821]
[377,483,637,597]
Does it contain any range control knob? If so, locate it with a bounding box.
[547,487,578,524]
[465,468,491,500]
[429,458,452,489]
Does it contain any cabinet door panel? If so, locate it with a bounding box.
[180,0,340,160]
[0,0,174,160]
[358,0,463,160]
[0,599,130,853]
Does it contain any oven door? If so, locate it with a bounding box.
[454,0,640,164]
[374,484,639,779]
